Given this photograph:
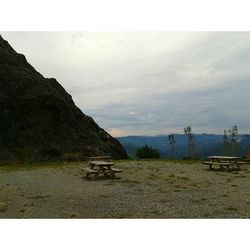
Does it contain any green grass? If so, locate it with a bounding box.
[0,161,81,173]
[147,173,159,180]
[225,206,238,211]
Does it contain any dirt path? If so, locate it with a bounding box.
[0,160,250,218]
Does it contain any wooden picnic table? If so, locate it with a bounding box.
[82,160,122,180]
[203,155,245,171]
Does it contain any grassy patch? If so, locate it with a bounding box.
[29,194,50,200]
[159,199,171,203]
[0,202,8,212]
[174,189,182,192]
[147,173,159,180]
[0,162,70,173]
[120,179,141,185]
[165,174,198,187]
[225,206,238,211]
[99,194,110,198]
[103,182,115,186]
[235,175,247,178]
[152,210,162,216]
[156,187,166,193]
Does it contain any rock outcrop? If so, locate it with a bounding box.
[0,35,128,161]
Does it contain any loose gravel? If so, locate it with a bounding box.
[0,160,249,218]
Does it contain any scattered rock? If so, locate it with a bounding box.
[24,201,34,207]
[69,213,79,218]
[29,194,50,200]
[0,202,8,212]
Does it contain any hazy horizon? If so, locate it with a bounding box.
[116,132,249,138]
[2,32,250,136]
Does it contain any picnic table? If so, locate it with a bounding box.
[82,160,122,180]
[203,156,245,171]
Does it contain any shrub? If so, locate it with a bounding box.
[136,144,160,159]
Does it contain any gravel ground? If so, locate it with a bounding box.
[0,160,250,218]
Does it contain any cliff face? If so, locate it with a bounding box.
[0,35,128,161]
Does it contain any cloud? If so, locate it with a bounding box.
[2,32,250,135]
[128,111,139,116]
[107,128,130,137]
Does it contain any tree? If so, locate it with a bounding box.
[224,125,238,156]
[223,129,229,156]
[136,144,160,159]
[184,126,195,159]
[168,133,176,159]
[230,125,238,156]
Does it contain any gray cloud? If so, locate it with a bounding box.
[2,32,250,136]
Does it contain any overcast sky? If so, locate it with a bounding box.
[2,32,250,136]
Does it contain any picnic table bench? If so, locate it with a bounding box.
[203,156,246,171]
[82,160,122,180]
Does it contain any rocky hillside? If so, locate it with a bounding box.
[0,35,128,161]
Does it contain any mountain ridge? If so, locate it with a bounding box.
[0,35,128,161]
[117,134,250,159]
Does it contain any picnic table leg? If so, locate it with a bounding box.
[85,172,97,180]
[106,166,116,178]
[90,171,100,181]
[209,163,212,170]
[208,162,214,170]
[110,171,116,178]
[219,164,225,171]
[235,163,240,170]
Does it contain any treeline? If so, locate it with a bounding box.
[167,125,240,159]
[118,127,250,159]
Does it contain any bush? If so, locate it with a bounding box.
[136,144,160,159]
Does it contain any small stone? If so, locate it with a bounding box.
[69,213,78,218]
[0,202,8,212]
[24,201,34,207]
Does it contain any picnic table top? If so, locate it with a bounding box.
[207,156,240,160]
[89,161,114,166]
[89,156,111,160]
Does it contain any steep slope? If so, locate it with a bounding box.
[0,35,128,161]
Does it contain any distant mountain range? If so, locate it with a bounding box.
[117,134,250,159]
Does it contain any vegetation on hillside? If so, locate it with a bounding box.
[118,134,250,159]
[136,144,160,159]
